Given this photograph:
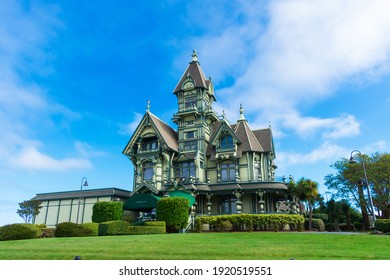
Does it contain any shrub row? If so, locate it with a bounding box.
[98,221,130,236]
[0,223,41,241]
[195,214,304,232]
[98,220,166,236]
[304,218,325,231]
[375,219,390,232]
[55,222,99,237]
[127,226,166,235]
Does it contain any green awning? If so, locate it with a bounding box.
[123,193,161,211]
[167,191,196,207]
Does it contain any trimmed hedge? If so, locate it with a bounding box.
[98,220,130,236]
[156,197,190,233]
[81,223,99,236]
[195,214,304,232]
[128,226,166,235]
[0,223,41,241]
[144,221,166,228]
[304,218,325,231]
[92,201,124,223]
[55,222,98,237]
[375,219,390,232]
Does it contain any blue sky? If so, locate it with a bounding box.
[1,0,390,226]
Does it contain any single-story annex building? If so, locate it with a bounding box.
[32,188,131,227]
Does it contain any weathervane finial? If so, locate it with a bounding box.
[146,100,150,112]
[191,49,198,62]
[239,104,246,120]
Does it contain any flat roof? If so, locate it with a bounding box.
[32,187,131,201]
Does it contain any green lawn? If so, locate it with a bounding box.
[0,232,389,260]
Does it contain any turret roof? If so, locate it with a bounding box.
[173,50,211,94]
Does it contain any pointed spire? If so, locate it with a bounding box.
[146,100,150,112]
[222,110,226,120]
[191,49,198,62]
[239,104,246,121]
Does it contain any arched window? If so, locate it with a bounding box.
[221,161,236,182]
[220,135,234,149]
[143,162,154,181]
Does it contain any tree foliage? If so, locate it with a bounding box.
[288,178,320,230]
[324,152,390,229]
[16,200,42,223]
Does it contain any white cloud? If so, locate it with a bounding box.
[278,142,348,167]
[191,0,390,139]
[9,147,92,171]
[0,1,90,173]
[364,140,390,153]
[279,112,360,139]
[74,141,109,158]
[118,112,143,135]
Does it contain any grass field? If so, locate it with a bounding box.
[0,232,389,260]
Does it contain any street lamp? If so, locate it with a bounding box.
[349,150,375,228]
[76,177,88,224]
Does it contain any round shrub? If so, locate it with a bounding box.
[156,197,189,233]
[304,218,325,231]
[218,220,233,232]
[55,222,96,237]
[0,223,41,241]
[92,201,124,223]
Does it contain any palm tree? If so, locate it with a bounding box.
[289,178,319,230]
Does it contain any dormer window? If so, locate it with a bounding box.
[220,135,234,149]
[142,136,158,151]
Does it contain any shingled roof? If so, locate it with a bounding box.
[148,112,178,152]
[253,128,273,153]
[206,117,273,160]
[173,50,211,94]
[122,111,178,155]
[234,119,264,156]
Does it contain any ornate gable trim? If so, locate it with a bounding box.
[210,120,241,148]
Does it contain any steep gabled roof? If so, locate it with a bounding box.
[173,50,212,94]
[122,111,178,155]
[253,128,274,154]
[233,120,264,156]
[148,112,178,151]
[210,119,241,147]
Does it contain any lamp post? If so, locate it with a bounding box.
[349,150,375,228]
[76,177,88,224]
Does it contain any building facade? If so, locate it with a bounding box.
[122,51,288,216]
[32,188,131,227]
